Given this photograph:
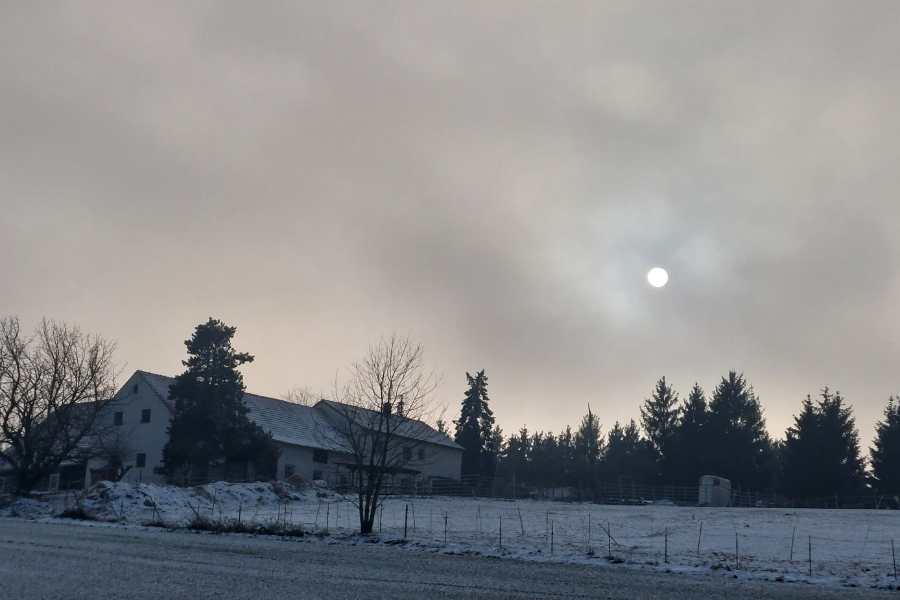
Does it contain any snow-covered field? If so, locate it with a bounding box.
[5,481,900,591]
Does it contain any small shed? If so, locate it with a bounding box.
[698,475,731,507]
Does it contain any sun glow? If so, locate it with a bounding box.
[647,267,669,288]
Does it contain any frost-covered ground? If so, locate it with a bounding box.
[5,481,900,591]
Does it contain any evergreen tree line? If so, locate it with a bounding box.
[453,370,900,499]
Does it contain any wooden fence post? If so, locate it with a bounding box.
[665,527,669,564]
[892,539,897,581]
[550,520,554,555]
[607,521,612,559]
[403,504,409,539]
[808,536,812,577]
[697,521,703,557]
[790,525,796,561]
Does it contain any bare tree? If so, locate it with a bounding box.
[89,425,135,483]
[322,335,439,534]
[0,317,117,493]
[281,386,322,406]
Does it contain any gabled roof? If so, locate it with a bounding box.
[243,392,347,452]
[315,399,463,450]
[135,371,177,412]
[128,371,459,452]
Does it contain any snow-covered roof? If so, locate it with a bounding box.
[316,399,463,450]
[243,393,347,452]
[129,371,458,452]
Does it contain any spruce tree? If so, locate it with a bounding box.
[498,427,530,488]
[871,397,900,493]
[482,425,503,479]
[640,377,680,481]
[672,383,709,483]
[706,371,773,490]
[781,389,865,499]
[476,371,497,477]
[574,406,603,496]
[162,318,279,481]
[780,395,821,498]
[817,389,865,496]
[602,419,657,483]
[454,370,491,478]
[557,426,576,487]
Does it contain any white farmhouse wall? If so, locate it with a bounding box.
[402,441,462,480]
[85,372,171,486]
[78,370,463,488]
[277,444,348,482]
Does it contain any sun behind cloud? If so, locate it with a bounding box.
[647,267,669,288]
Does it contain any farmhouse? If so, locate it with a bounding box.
[46,370,461,492]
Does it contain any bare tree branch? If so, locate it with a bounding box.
[0,317,118,493]
[281,386,322,406]
[322,335,440,534]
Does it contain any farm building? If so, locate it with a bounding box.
[16,370,462,493]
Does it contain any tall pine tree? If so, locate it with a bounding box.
[816,388,865,496]
[574,406,603,495]
[498,427,531,488]
[162,318,279,482]
[454,370,493,478]
[705,371,773,490]
[477,372,497,477]
[780,395,821,498]
[871,397,900,494]
[640,377,680,481]
[781,389,865,499]
[602,420,657,483]
[672,383,709,483]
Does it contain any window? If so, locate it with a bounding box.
[312,470,323,481]
[132,384,139,394]
[141,408,151,423]
[284,464,296,478]
[114,412,123,426]
[403,447,412,461]
[417,448,425,461]
[313,449,328,464]
[136,453,146,468]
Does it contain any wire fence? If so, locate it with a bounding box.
[43,479,899,588]
[323,475,900,512]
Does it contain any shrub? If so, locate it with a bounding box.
[57,506,97,521]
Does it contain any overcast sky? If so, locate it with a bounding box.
[3,2,899,446]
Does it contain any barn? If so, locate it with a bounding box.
[49,370,461,492]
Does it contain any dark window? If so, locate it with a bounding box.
[284,464,296,478]
[312,470,323,481]
[114,412,123,426]
[403,447,412,461]
[417,448,425,461]
[313,449,328,464]
[141,408,151,423]
[136,453,146,468]
[132,384,139,394]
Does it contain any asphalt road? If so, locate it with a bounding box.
[0,518,894,600]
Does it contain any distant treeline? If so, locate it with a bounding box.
[444,370,900,499]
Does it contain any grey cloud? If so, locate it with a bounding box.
[2,1,899,444]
